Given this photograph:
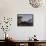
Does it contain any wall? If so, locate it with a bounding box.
[0,0,46,40]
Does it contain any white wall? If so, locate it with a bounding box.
[0,0,46,40]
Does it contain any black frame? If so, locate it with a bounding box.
[17,14,33,26]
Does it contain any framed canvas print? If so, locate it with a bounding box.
[17,14,33,26]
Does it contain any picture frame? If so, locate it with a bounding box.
[17,14,33,26]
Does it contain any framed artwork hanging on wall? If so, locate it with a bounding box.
[17,14,33,26]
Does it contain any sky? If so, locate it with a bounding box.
[18,14,33,22]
